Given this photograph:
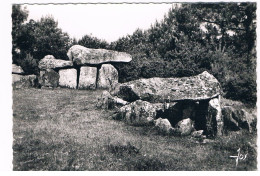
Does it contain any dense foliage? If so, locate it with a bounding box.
[109,3,257,105]
[12,3,256,105]
[12,5,72,74]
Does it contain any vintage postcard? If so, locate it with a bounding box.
[8,0,258,171]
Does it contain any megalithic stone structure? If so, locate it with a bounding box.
[38,45,132,89]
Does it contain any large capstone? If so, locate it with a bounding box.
[59,68,77,89]
[67,45,132,65]
[38,69,59,88]
[78,66,97,89]
[97,64,118,89]
[111,71,221,103]
[12,74,36,89]
[12,64,24,74]
[38,55,73,70]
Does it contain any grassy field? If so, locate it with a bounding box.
[12,88,257,171]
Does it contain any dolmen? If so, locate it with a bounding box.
[97,71,256,138]
[38,45,132,89]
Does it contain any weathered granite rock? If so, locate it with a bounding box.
[67,45,132,65]
[154,118,174,134]
[191,130,204,138]
[175,118,195,136]
[12,64,24,74]
[111,71,221,103]
[42,55,55,60]
[38,69,59,88]
[38,55,73,70]
[206,97,223,137]
[156,101,196,128]
[97,91,128,109]
[113,100,164,125]
[97,64,118,89]
[59,68,77,89]
[12,74,36,89]
[222,106,256,133]
[78,66,97,89]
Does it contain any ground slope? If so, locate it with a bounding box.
[12,88,257,171]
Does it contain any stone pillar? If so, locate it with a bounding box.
[59,68,77,89]
[38,69,59,88]
[207,96,223,137]
[78,66,97,89]
[97,64,118,90]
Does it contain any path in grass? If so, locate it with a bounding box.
[12,88,257,171]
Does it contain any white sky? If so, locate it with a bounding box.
[22,3,174,43]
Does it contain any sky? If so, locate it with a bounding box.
[22,3,174,43]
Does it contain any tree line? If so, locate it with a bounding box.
[12,3,256,106]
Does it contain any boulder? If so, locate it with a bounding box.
[191,130,204,138]
[67,45,132,65]
[175,118,195,136]
[155,101,195,128]
[154,118,174,134]
[206,97,223,137]
[12,64,24,74]
[222,106,256,133]
[38,69,59,88]
[42,55,55,60]
[38,55,73,70]
[97,91,128,109]
[113,100,164,125]
[111,71,221,103]
[97,64,118,89]
[12,74,36,89]
[59,68,77,89]
[78,66,97,89]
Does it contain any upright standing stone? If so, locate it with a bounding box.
[97,64,118,89]
[78,66,97,89]
[59,68,77,89]
[38,69,59,88]
[206,96,223,137]
[12,74,36,89]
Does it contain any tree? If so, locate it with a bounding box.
[29,16,71,60]
[110,2,256,105]
[12,5,72,74]
[78,34,109,49]
[12,5,28,64]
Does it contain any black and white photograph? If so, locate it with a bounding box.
[3,0,258,171]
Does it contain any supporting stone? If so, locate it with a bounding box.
[78,66,97,89]
[207,96,223,137]
[12,74,37,89]
[97,64,118,90]
[38,69,59,88]
[59,68,77,89]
